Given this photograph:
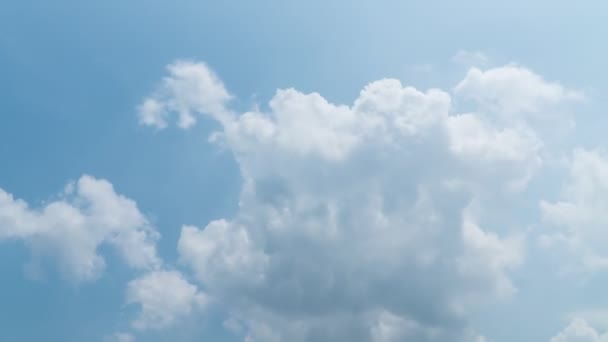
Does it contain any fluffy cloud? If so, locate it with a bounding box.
[127,270,206,330]
[0,175,160,282]
[551,318,608,342]
[445,113,542,192]
[141,61,580,341]
[540,149,608,271]
[138,61,232,129]
[455,65,583,116]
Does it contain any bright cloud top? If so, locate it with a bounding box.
[139,61,584,341]
[138,61,232,129]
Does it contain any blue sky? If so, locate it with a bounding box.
[2,1,608,341]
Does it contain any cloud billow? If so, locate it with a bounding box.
[138,60,583,341]
[0,175,161,282]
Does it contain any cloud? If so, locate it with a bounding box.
[455,65,583,116]
[136,57,591,341]
[178,221,268,289]
[551,318,608,342]
[127,270,206,330]
[540,149,608,271]
[0,175,160,282]
[134,60,585,341]
[138,61,232,129]
[569,310,608,332]
[445,112,542,191]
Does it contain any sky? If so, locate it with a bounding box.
[2,1,608,341]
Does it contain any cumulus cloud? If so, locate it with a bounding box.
[551,318,608,342]
[540,149,608,271]
[0,175,160,282]
[445,112,542,192]
[127,270,206,330]
[455,65,583,116]
[138,61,232,129]
[140,61,581,341]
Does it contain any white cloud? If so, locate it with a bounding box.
[570,310,608,332]
[178,221,268,289]
[127,270,207,330]
[455,65,583,116]
[208,79,453,163]
[138,61,232,129]
[445,113,542,191]
[0,175,160,282]
[132,60,581,341]
[136,58,587,341]
[446,113,540,164]
[458,216,524,299]
[540,149,608,271]
[138,98,168,129]
[551,318,608,342]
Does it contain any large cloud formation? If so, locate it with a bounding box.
[139,61,582,341]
